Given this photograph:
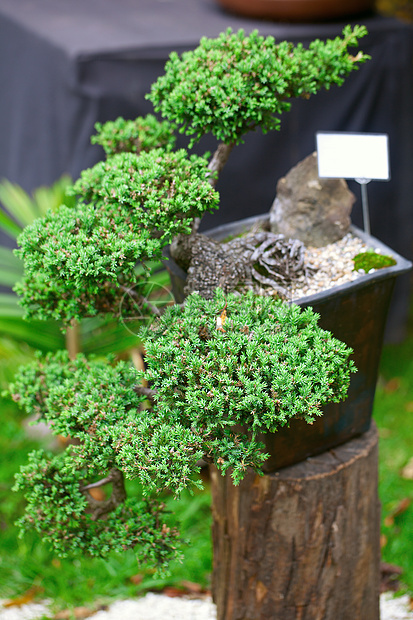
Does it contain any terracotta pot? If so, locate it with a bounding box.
[216,0,375,22]
[163,215,411,470]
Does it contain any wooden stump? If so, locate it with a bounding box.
[211,423,380,620]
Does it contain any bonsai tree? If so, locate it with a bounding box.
[8,290,355,569]
[8,26,365,572]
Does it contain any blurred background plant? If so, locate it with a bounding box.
[377,0,413,20]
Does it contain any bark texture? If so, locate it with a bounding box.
[169,229,312,300]
[211,423,380,620]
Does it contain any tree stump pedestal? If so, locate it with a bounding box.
[210,423,380,620]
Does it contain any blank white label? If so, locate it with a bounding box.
[316,132,390,181]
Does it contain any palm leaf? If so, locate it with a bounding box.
[0,248,23,286]
[0,209,22,239]
[0,175,75,241]
[0,316,65,351]
[0,181,42,230]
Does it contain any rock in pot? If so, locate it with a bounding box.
[270,151,355,247]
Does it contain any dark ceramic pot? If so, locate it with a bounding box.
[215,0,375,22]
[163,215,411,471]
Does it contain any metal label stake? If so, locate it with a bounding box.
[356,178,371,236]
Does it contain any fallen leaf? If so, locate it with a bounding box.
[401,457,413,480]
[405,401,413,413]
[54,606,105,619]
[3,586,43,608]
[156,581,210,600]
[384,497,411,527]
[380,534,388,548]
[162,586,186,598]
[88,487,106,501]
[130,574,144,585]
[181,580,203,594]
[380,562,403,593]
[384,377,401,393]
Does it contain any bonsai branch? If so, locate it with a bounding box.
[208,142,236,185]
[190,142,236,234]
[81,467,127,521]
[81,474,116,491]
[134,385,158,403]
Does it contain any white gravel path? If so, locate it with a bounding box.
[1,592,413,620]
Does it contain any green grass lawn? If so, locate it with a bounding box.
[0,303,413,611]
[373,322,413,592]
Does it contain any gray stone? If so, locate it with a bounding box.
[269,152,355,247]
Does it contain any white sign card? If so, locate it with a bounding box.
[316,132,390,181]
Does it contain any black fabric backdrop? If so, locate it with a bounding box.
[0,0,412,337]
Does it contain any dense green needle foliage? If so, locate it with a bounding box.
[69,149,217,237]
[15,149,219,322]
[7,291,355,560]
[92,114,176,156]
[7,351,183,566]
[8,350,205,497]
[13,449,179,568]
[148,25,369,146]
[143,290,356,483]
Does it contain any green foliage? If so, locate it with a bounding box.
[7,350,140,430]
[148,25,369,146]
[353,251,397,272]
[113,414,204,496]
[0,389,211,605]
[8,350,204,497]
[91,114,176,156]
[15,150,219,322]
[7,352,181,567]
[142,290,356,484]
[7,290,355,558]
[13,449,180,568]
[8,24,367,572]
[69,149,217,239]
[8,349,201,492]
